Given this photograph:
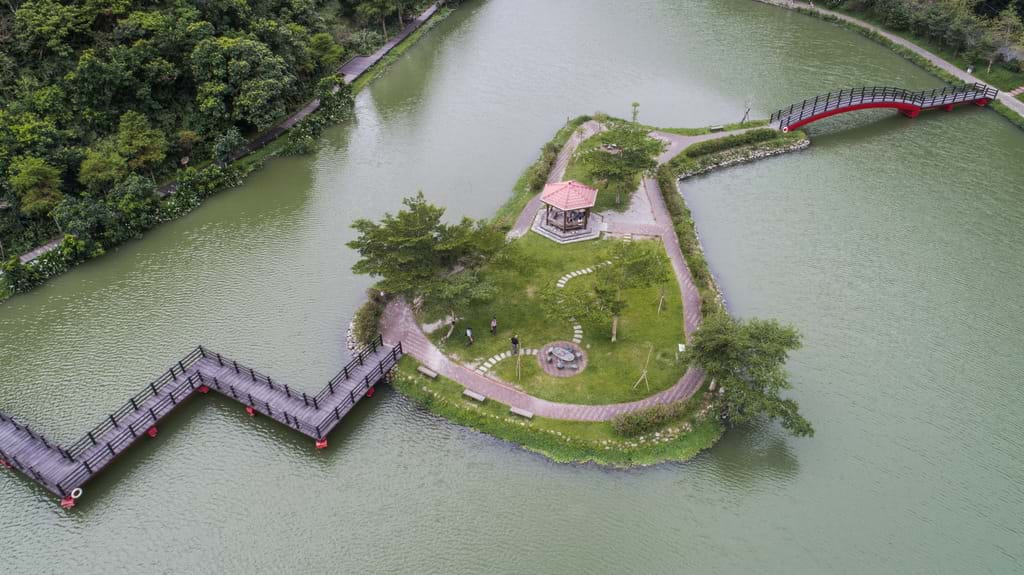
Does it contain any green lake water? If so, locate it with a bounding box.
[1,1,1022,572]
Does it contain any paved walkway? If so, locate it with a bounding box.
[387,126,753,420]
[507,120,605,239]
[1009,86,1024,98]
[758,0,1024,119]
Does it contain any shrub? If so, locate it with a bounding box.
[352,290,388,345]
[612,401,689,437]
[684,129,780,158]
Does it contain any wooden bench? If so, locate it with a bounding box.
[510,407,534,419]
[462,389,486,402]
[416,365,438,379]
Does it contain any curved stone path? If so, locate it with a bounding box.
[476,348,539,375]
[508,120,605,239]
[757,0,1024,119]
[383,124,753,420]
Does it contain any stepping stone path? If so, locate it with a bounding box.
[476,348,539,375]
[554,261,611,288]
[555,261,611,344]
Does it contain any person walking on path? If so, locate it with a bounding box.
[510,334,520,355]
[466,327,474,346]
[490,316,498,335]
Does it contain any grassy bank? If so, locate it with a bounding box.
[391,357,723,466]
[656,128,809,315]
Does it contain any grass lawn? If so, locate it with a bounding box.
[391,357,723,466]
[428,233,687,405]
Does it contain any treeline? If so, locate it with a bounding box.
[0,0,430,266]
[828,0,1024,72]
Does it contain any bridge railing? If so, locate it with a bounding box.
[771,83,997,129]
[315,342,403,432]
[65,347,206,460]
[314,334,386,405]
[0,411,74,484]
[57,373,206,495]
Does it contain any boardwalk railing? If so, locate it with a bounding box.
[770,83,998,131]
[1,335,402,501]
[65,347,206,460]
[56,373,207,496]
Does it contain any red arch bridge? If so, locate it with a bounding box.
[770,83,998,132]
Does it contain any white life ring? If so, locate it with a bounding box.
[782,126,790,133]
[70,487,83,500]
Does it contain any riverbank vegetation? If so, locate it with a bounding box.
[823,0,1024,90]
[0,0,441,297]
[392,356,725,466]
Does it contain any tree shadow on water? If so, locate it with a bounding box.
[699,420,801,489]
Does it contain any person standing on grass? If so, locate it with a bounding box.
[510,334,520,355]
[466,327,474,345]
[490,316,498,335]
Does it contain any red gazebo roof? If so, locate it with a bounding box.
[540,180,598,211]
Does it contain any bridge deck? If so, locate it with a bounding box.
[0,336,401,500]
[771,83,998,131]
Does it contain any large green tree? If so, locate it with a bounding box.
[579,124,661,205]
[684,313,814,437]
[347,192,503,295]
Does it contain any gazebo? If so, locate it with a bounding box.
[540,180,598,232]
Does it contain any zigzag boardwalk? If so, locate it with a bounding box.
[0,335,401,507]
[771,83,998,132]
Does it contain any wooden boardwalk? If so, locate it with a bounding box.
[0,336,401,503]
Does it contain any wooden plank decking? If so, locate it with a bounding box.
[0,336,401,502]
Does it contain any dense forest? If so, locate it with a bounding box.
[0,0,430,269]
[827,0,1024,72]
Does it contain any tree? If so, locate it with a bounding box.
[579,125,661,205]
[424,271,497,340]
[356,0,396,38]
[684,313,814,437]
[985,8,1024,72]
[595,240,670,341]
[212,127,246,165]
[309,32,344,72]
[190,35,295,130]
[106,174,157,239]
[51,196,111,241]
[9,156,62,217]
[116,111,167,175]
[348,192,501,295]
[78,140,127,192]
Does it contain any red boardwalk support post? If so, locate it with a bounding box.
[366,386,376,398]
[245,406,256,417]
[315,438,328,450]
[147,426,158,438]
[198,385,210,394]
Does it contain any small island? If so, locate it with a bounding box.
[348,111,814,466]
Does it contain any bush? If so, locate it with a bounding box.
[684,129,780,158]
[352,290,388,345]
[612,401,689,437]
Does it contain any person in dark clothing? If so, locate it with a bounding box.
[510,334,520,355]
